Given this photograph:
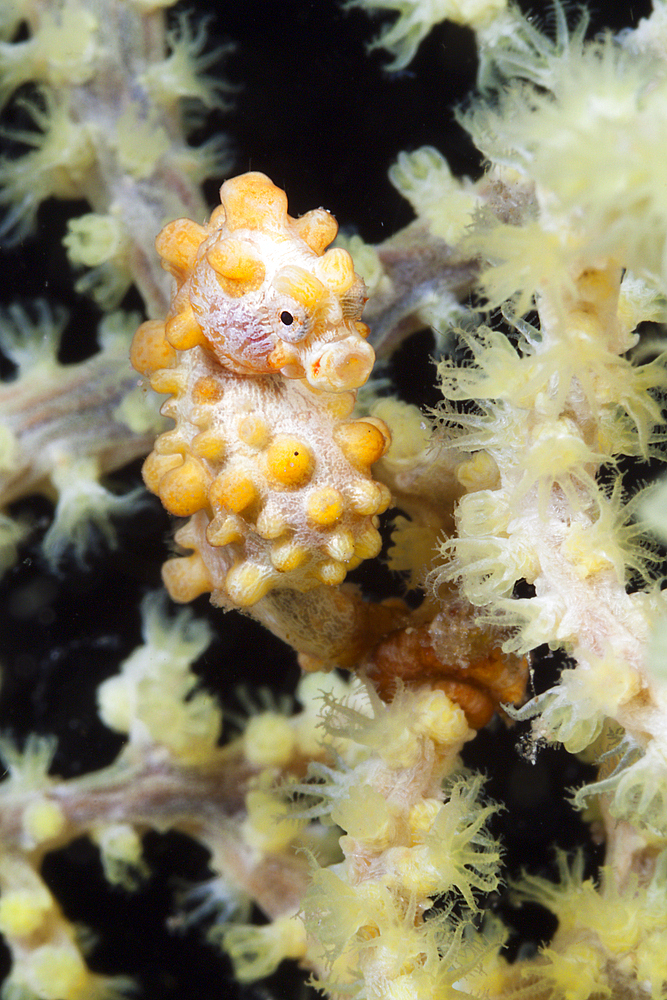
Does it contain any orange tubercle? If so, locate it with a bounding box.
[156,219,208,279]
[158,456,210,517]
[209,470,259,515]
[292,207,338,253]
[334,419,391,468]
[219,172,289,231]
[130,320,176,376]
[165,305,207,351]
[263,436,315,488]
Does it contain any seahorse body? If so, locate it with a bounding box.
[131,172,392,608]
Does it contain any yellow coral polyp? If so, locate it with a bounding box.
[0,888,53,938]
[330,784,398,849]
[242,790,304,853]
[243,712,297,768]
[26,944,89,1000]
[407,799,442,843]
[539,943,607,1000]
[223,912,308,982]
[412,689,471,749]
[22,799,66,845]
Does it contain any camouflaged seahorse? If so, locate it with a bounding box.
[131,172,392,608]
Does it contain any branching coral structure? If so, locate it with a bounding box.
[2,0,667,999]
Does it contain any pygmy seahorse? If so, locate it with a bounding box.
[131,172,392,611]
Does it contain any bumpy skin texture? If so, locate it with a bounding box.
[132,172,392,608]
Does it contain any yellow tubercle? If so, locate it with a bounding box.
[263,436,315,488]
[324,528,355,563]
[162,551,212,602]
[273,265,326,309]
[206,514,245,546]
[334,419,390,468]
[209,470,259,515]
[306,487,345,527]
[270,538,310,572]
[142,451,182,493]
[149,368,186,394]
[314,559,347,586]
[158,455,210,516]
[354,524,383,559]
[192,375,225,405]
[237,413,271,448]
[155,218,207,278]
[220,171,289,231]
[130,319,176,375]
[191,430,226,461]
[292,206,338,252]
[225,561,275,606]
[206,238,266,296]
[165,304,207,350]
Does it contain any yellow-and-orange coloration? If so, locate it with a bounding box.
[131,172,392,608]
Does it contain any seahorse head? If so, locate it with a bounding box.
[155,172,375,392]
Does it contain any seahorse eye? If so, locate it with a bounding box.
[280,311,294,326]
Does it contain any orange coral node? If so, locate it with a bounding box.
[362,598,529,728]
